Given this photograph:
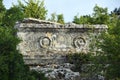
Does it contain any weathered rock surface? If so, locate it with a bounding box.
[15,18,107,65]
[15,18,107,80]
[31,63,80,80]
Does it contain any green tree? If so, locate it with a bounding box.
[57,14,64,24]
[18,0,47,20]
[0,27,48,80]
[73,5,109,25]
[0,27,29,80]
[0,1,30,79]
[0,0,6,26]
[111,7,120,15]
[79,15,93,24]
[3,6,24,27]
[73,14,80,24]
[66,52,91,72]
[48,12,57,22]
[93,5,109,24]
[91,15,120,80]
[101,19,120,79]
[73,15,93,24]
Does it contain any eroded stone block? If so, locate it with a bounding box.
[15,18,107,65]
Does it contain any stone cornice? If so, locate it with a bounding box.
[15,18,108,29]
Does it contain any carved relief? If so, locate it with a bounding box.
[16,18,108,65]
[39,36,51,48]
[73,37,86,48]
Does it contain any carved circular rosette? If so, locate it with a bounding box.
[73,37,86,48]
[39,36,51,48]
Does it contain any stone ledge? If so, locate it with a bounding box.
[24,58,66,65]
[22,18,62,25]
[15,18,108,29]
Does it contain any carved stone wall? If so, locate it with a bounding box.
[15,18,107,65]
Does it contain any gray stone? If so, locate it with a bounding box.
[15,18,107,65]
[31,63,80,80]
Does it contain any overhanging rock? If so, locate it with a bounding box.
[15,18,107,65]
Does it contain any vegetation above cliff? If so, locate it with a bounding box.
[0,0,120,80]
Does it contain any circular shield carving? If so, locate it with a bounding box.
[73,37,86,48]
[39,37,51,48]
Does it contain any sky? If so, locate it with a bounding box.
[3,0,120,22]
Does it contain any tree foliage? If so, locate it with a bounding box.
[100,19,120,79]
[17,0,47,20]
[1,0,120,79]
[48,12,57,22]
[93,5,109,24]
[73,14,80,24]
[3,6,24,27]
[73,14,93,24]
[66,53,91,72]
[0,26,48,80]
[90,12,120,80]
[72,5,120,80]
[111,7,120,15]
[0,0,6,25]
[48,13,65,24]
[0,27,28,80]
[0,1,48,80]
[73,5,109,24]
[57,14,64,24]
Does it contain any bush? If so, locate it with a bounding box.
[66,52,91,72]
[30,70,48,80]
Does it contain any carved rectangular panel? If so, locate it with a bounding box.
[15,18,107,65]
